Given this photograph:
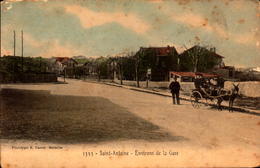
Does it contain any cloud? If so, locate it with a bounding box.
[1,0,48,11]
[2,30,85,58]
[21,32,86,57]
[64,5,150,34]
[170,12,259,48]
[38,40,84,58]
[171,13,228,38]
[23,33,43,48]
[232,30,260,48]
[233,33,255,44]
[149,0,164,3]
[1,1,13,11]
[3,0,48,2]
[1,47,12,56]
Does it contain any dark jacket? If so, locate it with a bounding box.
[169,81,180,93]
[194,78,202,89]
[194,78,206,89]
[217,78,225,88]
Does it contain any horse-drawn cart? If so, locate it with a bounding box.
[190,84,240,111]
[190,88,226,108]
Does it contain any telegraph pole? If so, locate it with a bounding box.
[21,30,24,72]
[0,2,2,57]
[13,30,16,82]
[13,30,16,56]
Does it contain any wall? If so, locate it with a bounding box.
[0,73,57,83]
[235,71,260,81]
[225,81,260,97]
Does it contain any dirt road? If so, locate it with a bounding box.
[1,79,260,167]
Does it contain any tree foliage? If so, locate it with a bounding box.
[180,45,221,72]
[0,56,49,74]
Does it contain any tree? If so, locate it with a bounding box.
[181,45,221,72]
[183,45,202,72]
[134,52,140,87]
[117,56,123,85]
[95,57,109,81]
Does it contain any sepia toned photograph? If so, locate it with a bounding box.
[0,0,260,167]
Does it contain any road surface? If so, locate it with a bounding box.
[1,79,260,167]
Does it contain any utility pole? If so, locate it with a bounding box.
[13,30,16,56]
[13,30,16,82]
[0,2,2,58]
[21,30,24,72]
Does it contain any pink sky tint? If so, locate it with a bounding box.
[38,40,84,58]
[23,33,43,48]
[233,32,260,47]
[171,13,228,39]
[1,47,12,56]
[64,5,150,34]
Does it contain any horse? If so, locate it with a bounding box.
[217,83,240,112]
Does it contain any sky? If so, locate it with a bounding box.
[1,0,260,67]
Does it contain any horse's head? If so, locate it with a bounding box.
[232,83,240,95]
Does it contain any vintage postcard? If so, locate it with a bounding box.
[1,0,260,167]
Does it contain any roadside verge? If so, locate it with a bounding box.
[99,81,260,116]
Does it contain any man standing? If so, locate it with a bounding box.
[169,77,181,105]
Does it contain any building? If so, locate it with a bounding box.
[212,66,235,80]
[179,45,225,72]
[50,57,78,76]
[135,45,179,81]
[234,67,260,81]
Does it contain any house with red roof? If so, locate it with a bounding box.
[49,57,78,75]
[135,45,179,81]
[133,45,226,81]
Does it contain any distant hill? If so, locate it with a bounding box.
[72,56,89,64]
[72,55,87,59]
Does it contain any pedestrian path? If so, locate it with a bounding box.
[100,81,260,116]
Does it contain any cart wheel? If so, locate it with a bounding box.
[190,91,203,108]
